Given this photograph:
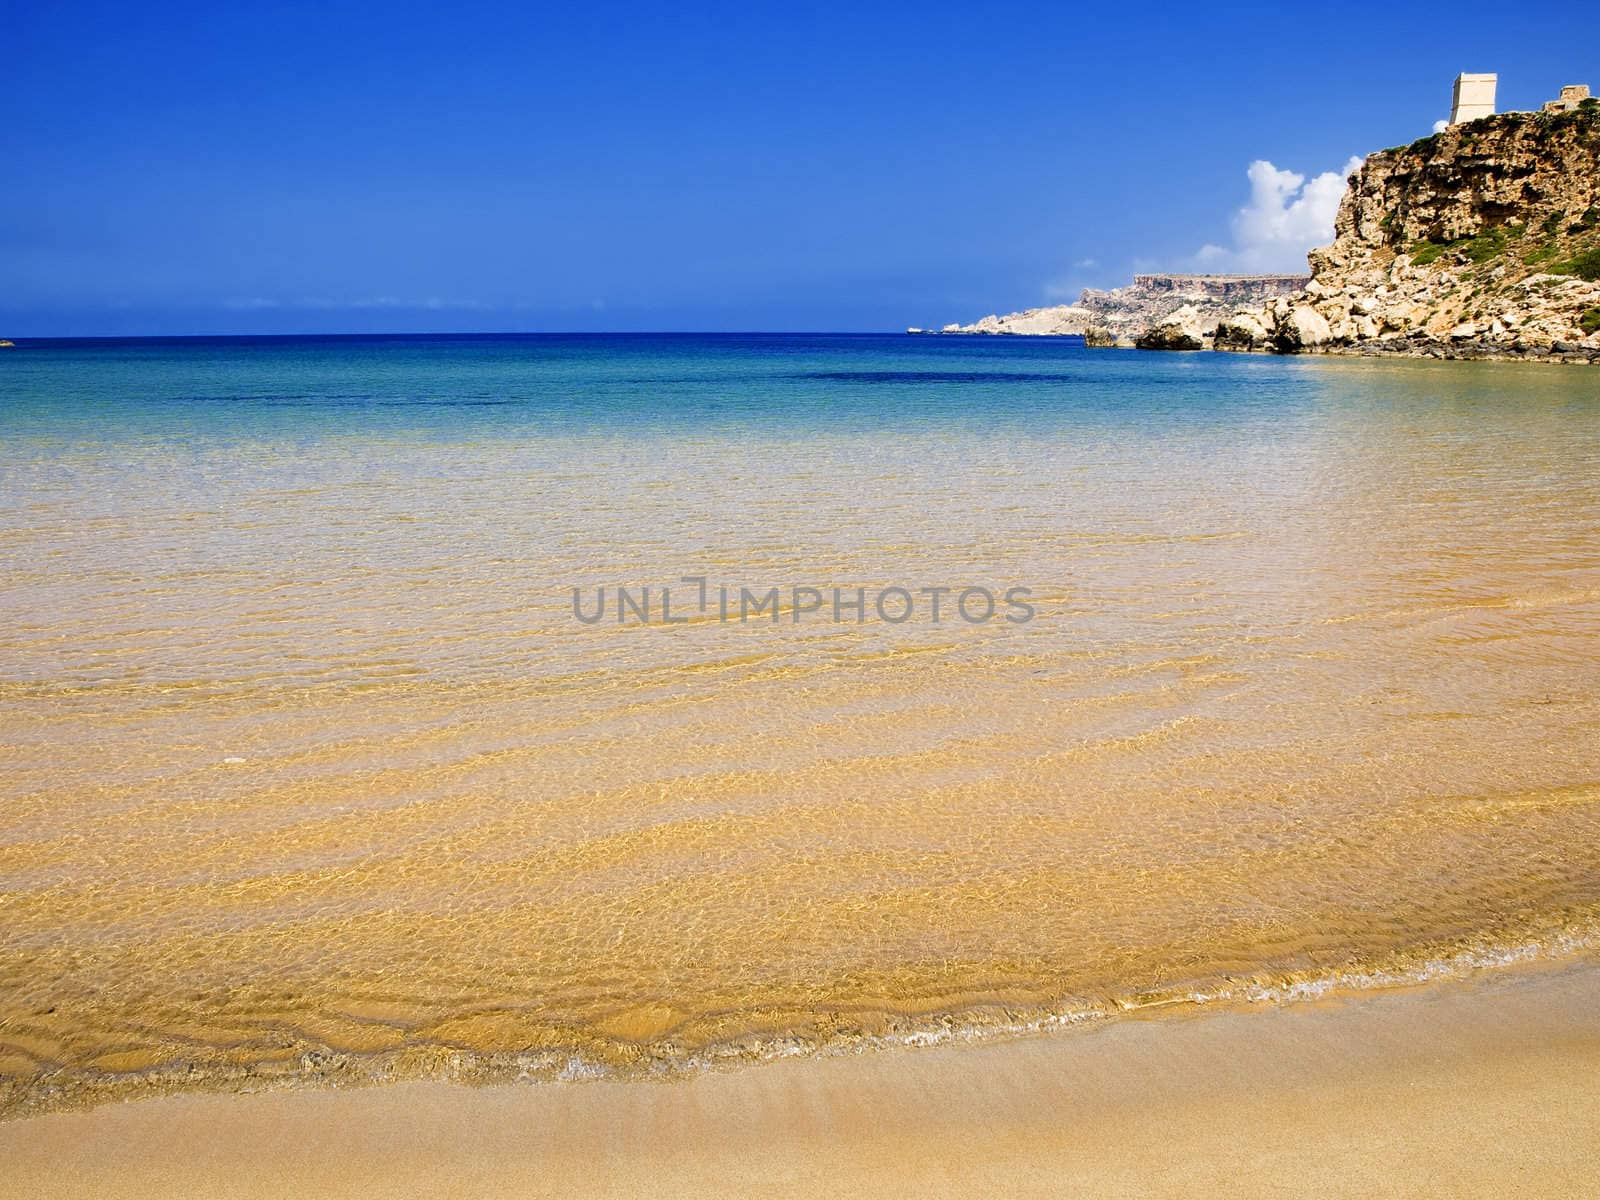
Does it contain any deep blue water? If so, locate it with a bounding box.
[3,332,1597,446]
[0,332,1324,436]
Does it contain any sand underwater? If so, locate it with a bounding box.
[2,334,1599,1192]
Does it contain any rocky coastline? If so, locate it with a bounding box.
[921,105,1600,364]
[1214,106,1600,364]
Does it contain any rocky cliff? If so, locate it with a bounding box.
[1218,106,1600,361]
[1079,274,1307,340]
[932,274,1307,340]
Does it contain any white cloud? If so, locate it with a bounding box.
[1193,156,1364,272]
[1432,119,1449,134]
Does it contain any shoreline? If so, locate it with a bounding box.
[7,907,1597,1123]
[1222,335,1600,363]
[3,957,1596,1198]
[910,328,1600,363]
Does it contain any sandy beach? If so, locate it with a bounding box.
[10,9,1600,1197]
[3,959,1596,1199]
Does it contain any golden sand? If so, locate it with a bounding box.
[2,961,1596,1198]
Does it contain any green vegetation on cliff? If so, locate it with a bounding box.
[1409,223,1522,267]
[1385,109,1598,276]
[1405,218,1600,282]
[1551,247,1600,282]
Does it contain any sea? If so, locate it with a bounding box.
[2,332,1599,1112]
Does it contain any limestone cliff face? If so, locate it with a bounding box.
[1077,274,1307,338]
[1220,107,1600,361]
[1325,110,1599,256]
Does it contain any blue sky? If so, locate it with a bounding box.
[4,1,1594,335]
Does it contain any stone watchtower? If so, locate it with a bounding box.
[1543,84,1592,113]
[1450,73,1497,125]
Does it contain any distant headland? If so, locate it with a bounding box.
[910,274,1309,346]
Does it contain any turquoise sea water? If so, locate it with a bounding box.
[4,331,1596,459]
[14,330,1578,435]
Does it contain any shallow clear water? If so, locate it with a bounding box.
[3,334,1600,1112]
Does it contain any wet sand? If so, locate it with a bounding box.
[3,960,1596,1199]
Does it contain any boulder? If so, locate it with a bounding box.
[1272,305,1332,350]
[1213,310,1271,350]
[1134,304,1212,351]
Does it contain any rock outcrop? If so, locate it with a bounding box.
[1220,106,1600,362]
[1216,301,1336,351]
[1133,304,1212,350]
[1083,326,1135,349]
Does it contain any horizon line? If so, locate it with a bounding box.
[3,329,1029,344]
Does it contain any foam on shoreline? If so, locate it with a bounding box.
[7,907,1597,1122]
[3,956,1597,1200]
